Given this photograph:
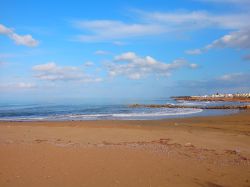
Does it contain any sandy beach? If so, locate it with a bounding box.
[0,111,250,187]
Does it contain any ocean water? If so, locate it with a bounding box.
[0,98,240,121]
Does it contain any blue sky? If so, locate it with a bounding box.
[0,0,250,101]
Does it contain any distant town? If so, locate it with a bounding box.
[192,93,250,98]
[172,92,250,102]
[131,92,250,109]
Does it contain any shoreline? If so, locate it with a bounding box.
[129,103,250,110]
[0,108,239,123]
[0,110,249,187]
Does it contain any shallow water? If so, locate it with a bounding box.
[0,98,240,121]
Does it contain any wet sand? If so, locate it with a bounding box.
[0,111,250,187]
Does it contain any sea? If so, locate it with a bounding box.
[0,98,243,121]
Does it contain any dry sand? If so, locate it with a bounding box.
[0,111,250,187]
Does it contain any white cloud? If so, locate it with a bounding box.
[149,7,247,54]
[114,52,137,61]
[142,11,250,55]
[94,50,110,55]
[141,11,249,30]
[175,73,250,96]
[33,62,57,71]
[32,62,102,82]
[10,33,39,47]
[83,61,94,67]
[112,41,126,46]
[218,72,246,81]
[178,72,250,91]
[189,63,199,68]
[214,72,250,87]
[81,77,103,83]
[72,9,250,58]
[205,29,250,49]
[0,23,39,47]
[72,9,250,45]
[185,49,202,55]
[0,24,11,34]
[16,82,36,89]
[106,52,197,79]
[188,28,250,54]
[198,0,250,5]
[0,82,36,89]
[72,20,166,42]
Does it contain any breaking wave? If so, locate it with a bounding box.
[0,108,203,121]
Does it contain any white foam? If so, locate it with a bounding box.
[112,109,203,117]
[176,101,211,106]
[0,108,203,121]
[48,108,203,120]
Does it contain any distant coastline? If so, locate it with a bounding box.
[171,96,250,102]
[129,103,250,110]
[171,93,250,102]
[130,93,250,110]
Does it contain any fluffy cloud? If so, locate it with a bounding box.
[106,52,197,79]
[32,62,102,82]
[0,23,39,47]
[206,29,250,49]
[188,28,250,54]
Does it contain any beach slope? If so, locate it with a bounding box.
[0,112,250,187]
